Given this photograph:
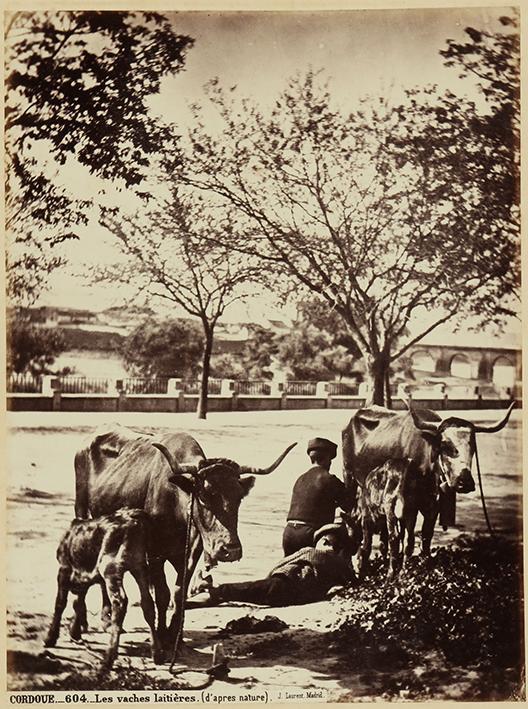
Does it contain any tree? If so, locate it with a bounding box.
[178,45,519,405]
[241,325,278,380]
[6,313,66,375]
[5,11,193,303]
[439,15,519,254]
[100,189,261,418]
[120,318,204,379]
[276,324,357,381]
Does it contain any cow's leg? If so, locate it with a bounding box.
[358,519,373,580]
[149,559,171,650]
[420,503,438,556]
[69,588,88,640]
[166,544,202,650]
[131,565,163,665]
[100,565,128,671]
[379,521,389,560]
[44,566,70,647]
[402,506,418,565]
[100,583,112,631]
[385,504,400,581]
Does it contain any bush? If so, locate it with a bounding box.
[335,535,523,668]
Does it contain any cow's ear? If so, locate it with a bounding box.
[168,473,195,495]
[240,475,256,497]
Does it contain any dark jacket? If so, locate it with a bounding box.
[287,465,353,527]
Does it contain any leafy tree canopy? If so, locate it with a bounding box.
[7,314,66,375]
[179,11,519,405]
[276,323,358,381]
[120,318,204,379]
[5,11,193,302]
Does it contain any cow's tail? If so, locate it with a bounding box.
[74,448,91,519]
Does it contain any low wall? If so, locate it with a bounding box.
[6,392,521,413]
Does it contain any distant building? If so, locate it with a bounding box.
[14,306,521,393]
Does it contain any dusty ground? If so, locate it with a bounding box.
[5,409,524,700]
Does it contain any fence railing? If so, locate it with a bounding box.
[235,380,272,395]
[326,381,360,396]
[284,380,318,396]
[7,373,42,393]
[7,375,517,403]
[121,378,169,395]
[60,377,110,394]
[181,379,223,395]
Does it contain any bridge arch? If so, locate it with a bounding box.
[492,355,516,388]
[411,349,436,374]
[450,353,471,379]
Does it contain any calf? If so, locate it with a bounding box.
[44,509,162,670]
[355,458,425,580]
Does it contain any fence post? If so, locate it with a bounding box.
[270,381,283,410]
[48,377,62,411]
[42,375,56,397]
[168,378,181,394]
[221,379,234,397]
[316,381,328,409]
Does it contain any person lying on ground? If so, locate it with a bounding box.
[187,523,356,608]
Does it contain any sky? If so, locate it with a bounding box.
[29,5,518,331]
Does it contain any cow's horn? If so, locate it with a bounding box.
[473,401,515,434]
[240,442,297,476]
[409,406,438,433]
[152,442,198,475]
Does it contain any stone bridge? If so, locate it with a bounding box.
[408,344,521,386]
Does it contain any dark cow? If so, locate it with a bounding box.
[45,509,162,670]
[342,403,515,556]
[74,426,296,654]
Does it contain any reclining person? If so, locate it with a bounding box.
[189,523,355,608]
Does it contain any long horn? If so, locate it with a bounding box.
[240,442,297,476]
[409,406,438,433]
[152,442,198,475]
[473,401,516,434]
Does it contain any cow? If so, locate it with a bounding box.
[74,426,296,656]
[44,509,163,671]
[342,402,515,558]
[352,458,422,580]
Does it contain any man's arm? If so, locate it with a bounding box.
[331,475,357,512]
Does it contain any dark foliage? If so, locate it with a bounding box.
[335,535,523,674]
[6,314,66,375]
[5,11,193,301]
[119,317,204,378]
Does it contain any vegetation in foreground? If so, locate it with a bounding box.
[333,534,525,701]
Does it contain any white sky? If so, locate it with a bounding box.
[30,5,516,329]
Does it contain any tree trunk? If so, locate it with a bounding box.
[364,353,390,407]
[197,325,214,420]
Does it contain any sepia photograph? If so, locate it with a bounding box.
[4,1,524,702]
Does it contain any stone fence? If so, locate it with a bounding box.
[6,375,520,413]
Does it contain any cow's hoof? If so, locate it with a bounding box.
[69,622,83,641]
[152,647,164,665]
[43,635,57,648]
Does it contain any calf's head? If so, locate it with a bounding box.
[153,442,296,566]
[410,403,514,494]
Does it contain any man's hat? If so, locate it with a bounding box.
[307,437,337,459]
[313,523,348,546]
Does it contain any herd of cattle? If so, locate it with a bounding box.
[43,402,515,670]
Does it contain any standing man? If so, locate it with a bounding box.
[282,437,355,555]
